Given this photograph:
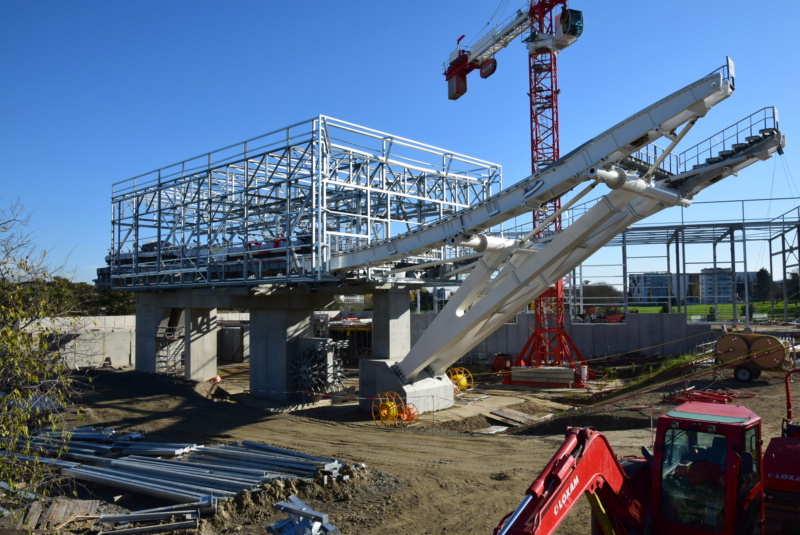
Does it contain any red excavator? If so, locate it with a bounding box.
[495,369,800,534]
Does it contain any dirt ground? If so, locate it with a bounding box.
[53,358,794,535]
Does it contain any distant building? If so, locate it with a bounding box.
[628,272,694,305]
[338,295,366,309]
[629,272,670,304]
[699,268,757,304]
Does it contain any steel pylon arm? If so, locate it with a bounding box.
[332,62,735,273]
[391,60,785,382]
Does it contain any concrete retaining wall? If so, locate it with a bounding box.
[53,311,714,370]
[39,315,137,368]
[411,312,714,359]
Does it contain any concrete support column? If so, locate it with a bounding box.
[184,308,218,381]
[249,302,312,400]
[372,288,411,360]
[134,294,165,374]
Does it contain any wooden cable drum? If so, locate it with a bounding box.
[715,333,754,364]
[749,335,788,370]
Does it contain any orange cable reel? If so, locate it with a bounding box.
[372,391,416,427]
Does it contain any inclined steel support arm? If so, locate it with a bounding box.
[332,64,734,272]
[397,172,688,380]
[342,59,786,391]
[396,119,784,381]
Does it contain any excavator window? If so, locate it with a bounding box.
[735,426,762,535]
[737,427,759,498]
[660,428,727,529]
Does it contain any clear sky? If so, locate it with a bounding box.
[2,0,798,283]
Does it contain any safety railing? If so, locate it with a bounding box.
[677,106,779,172]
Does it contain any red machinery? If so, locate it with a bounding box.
[495,369,800,534]
[762,368,800,533]
[444,2,588,383]
[578,306,626,323]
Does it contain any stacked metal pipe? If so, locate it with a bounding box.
[4,427,345,506]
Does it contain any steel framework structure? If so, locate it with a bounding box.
[564,202,800,324]
[98,116,501,289]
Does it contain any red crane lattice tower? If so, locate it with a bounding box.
[442,0,590,382]
[513,0,587,376]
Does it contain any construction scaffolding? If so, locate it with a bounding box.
[97,116,501,289]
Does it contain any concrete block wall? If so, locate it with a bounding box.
[413,312,714,361]
[35,315,137,369]
[50,310,714,373]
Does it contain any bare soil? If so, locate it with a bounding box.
[60,362,791,535]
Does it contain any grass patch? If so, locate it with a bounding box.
[620,301,800,320]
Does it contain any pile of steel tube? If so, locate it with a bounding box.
[1,427,345,504]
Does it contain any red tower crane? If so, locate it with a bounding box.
[443,1,590,384]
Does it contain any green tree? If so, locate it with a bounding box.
[753,268,772,302]
[0,201,78,506]
[410,289,434,311]
[580,281,623,305]
[87,287,136,315]
[36,279,136,316]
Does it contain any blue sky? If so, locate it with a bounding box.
[2,0,798,283]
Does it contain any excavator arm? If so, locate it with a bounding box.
[495,427,645,535]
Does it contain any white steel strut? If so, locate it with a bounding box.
[349,59,785,389]
[333,60,738,273]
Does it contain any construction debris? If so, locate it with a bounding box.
[12,497,100,531]
[474,425,510,435]
[488,408,551,426]
[663,386,759,404]
[268,495,340,535]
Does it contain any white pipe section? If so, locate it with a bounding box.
[587,167,691,207]
[453,234,516,253]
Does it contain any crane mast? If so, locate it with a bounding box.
[444,1,586,379]
[519,1,583,379]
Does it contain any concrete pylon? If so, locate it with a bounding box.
[134,295,169,374]
[184,308,218,381]
[249,300,313,400]
[371,288,411,359]
[359,287,453,413]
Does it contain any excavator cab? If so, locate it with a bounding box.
[653,402,763,535]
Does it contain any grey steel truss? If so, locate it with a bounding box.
[98,116,501,289]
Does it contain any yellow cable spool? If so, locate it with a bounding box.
[447,367,474,394]
[380,401,398,420]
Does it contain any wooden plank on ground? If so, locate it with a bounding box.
[40,501,59,529]
[73,499,99,518]
[42,498,70,528]
[489,408,538,425]
[20,501,43,530]
[53,499,101,530]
